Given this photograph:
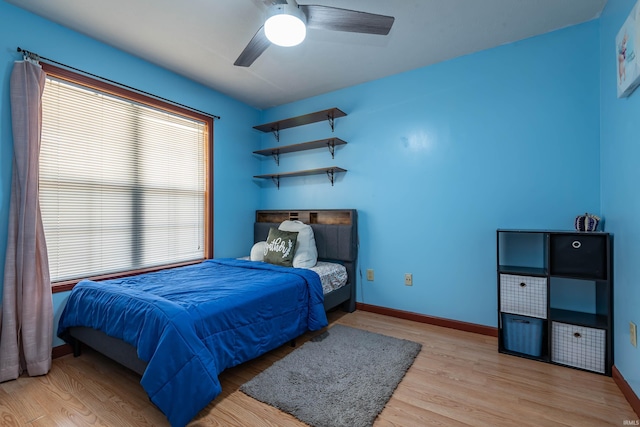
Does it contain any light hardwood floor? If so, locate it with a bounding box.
[1,310,637,426]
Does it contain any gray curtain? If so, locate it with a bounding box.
[0,60,52,382]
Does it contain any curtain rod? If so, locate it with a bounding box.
[17,47,221,121]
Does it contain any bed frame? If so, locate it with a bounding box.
[68,209,358,376]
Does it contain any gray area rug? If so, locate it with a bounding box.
[240,324,422,427]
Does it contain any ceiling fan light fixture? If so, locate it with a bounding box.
[264,4,307,47]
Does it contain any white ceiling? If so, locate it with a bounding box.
[7,0,607,110]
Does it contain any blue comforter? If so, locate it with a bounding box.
[57,258,328,426]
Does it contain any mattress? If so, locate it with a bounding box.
[309,261,348,293]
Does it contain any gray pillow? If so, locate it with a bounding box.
[263,227,298,267]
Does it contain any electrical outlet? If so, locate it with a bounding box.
[366,269,374,281]
[404,273,413,286]
[631,322,637,348]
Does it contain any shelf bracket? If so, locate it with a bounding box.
[271,176,281,189]
[271,150,280,165]
[326,140,335,159]
[270,126,280,142]
[326,169,335,186]
[327,113,335,133]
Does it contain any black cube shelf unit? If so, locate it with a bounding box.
[497,229,613,376]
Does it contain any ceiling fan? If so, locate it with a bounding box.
[234,0,395,67]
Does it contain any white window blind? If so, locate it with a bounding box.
[40,77,206,282]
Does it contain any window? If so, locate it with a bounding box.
[39,64,213,291]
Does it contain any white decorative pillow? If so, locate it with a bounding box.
[278,220,318,268]
[250,241,266,261]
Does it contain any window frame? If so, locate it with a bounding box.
[40,63,214,294]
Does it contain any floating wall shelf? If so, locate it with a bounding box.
[254,167,346,189]
[253,108,347,141]
[254,137,347,165]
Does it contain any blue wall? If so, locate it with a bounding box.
[257,21,601,328]
[600,0,640,402]
[0,2,261,345]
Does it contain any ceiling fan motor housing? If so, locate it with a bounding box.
[264,3,307,47]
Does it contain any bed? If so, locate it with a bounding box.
[57,209,358,426]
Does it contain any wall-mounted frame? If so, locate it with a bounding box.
[617,0,640,98]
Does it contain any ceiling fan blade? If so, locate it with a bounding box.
[234,26,271,67]
[300,5,394,35]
